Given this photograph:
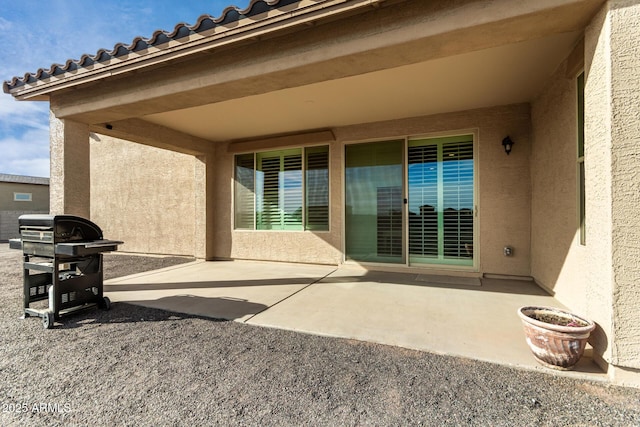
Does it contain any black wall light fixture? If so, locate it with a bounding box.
[502,136,514,155]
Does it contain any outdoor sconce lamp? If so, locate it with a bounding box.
[502,136,514,155]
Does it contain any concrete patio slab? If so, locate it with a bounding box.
[104,259,337,321]
[104,260,606,381]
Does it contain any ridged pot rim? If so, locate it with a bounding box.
[517,305,595,334]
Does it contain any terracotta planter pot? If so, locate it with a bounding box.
[517,306,595,370]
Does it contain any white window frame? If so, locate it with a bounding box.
[577,71,585,246]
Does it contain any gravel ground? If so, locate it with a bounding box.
[0,248,639,426]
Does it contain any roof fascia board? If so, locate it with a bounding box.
[8,0,386,100]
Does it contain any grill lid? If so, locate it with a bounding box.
[18,214,103,242]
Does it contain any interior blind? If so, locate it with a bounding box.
[258,156,282,229]
[234,154,255,229]
[377,186,403,256]
[282,154,303,228]
[408,144,438,256]
[305,147,329,230]
[442,141,474,259]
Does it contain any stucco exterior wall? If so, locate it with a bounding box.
[50,116,90,217]
[214,104,532,275]
[579,0,640,375]
[90,134,197,256]
[530,58,588,309]
[580,1,617,370]
[607,0,640,372]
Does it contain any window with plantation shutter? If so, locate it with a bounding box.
[234,146,329,231]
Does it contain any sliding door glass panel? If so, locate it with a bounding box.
[408,135,474,266]
[345,140,403,263]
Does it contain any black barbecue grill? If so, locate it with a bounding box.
[9,214,123,329]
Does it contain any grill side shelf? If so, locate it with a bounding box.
[9,239,22,250]
[54,240,123,257]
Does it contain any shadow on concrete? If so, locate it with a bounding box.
[124,295,269,321]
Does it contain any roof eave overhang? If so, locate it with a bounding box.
[3,0,388,101]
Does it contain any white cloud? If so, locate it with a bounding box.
[0,96,49,131]
[0,127,50,177]
[6,158,50,178]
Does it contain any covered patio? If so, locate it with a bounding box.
[104,258,605,380]
[5,0,640,386]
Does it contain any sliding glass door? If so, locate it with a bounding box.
[345,135,475,267]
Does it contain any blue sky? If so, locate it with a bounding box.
[0,0,240,178]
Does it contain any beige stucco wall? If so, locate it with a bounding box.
[582,0,640,375]
[606,0,640,373]
[584,2,616,370]
[214,104,532,275]
[533,0,640,378]
[529,38,621,367]
[530,57,588,308]
[50,116,90,217]
[90,134,197,255]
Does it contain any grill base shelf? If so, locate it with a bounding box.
[22,255,112,328]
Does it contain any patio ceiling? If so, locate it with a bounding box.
[143,30,581,142]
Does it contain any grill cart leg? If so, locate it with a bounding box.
[22,254,30,317]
